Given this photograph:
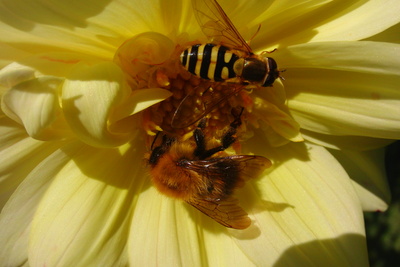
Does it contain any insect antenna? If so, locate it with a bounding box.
[247,24,261,47]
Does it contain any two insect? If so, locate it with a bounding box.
[148,0,279,229]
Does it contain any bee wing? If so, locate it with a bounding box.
[184,156,271,229]
[187,196,251,229]
[185,155,272,182]
[192,0,252,53]
[171,83,245,129]
[226,155,272,181]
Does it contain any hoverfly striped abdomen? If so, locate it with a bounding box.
[171,0,282,129]
[180,43,240,82]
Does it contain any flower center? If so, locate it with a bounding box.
[114,32,301,145]
[114,32,253,140]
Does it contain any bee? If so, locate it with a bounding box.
[172,0,280,128]
[148,108,271,229]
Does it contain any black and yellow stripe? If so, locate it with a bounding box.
[181,43,239,82]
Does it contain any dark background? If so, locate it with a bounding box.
[366,141,400,267]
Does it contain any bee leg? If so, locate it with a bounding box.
[218,107,243,148]
[198,108,244,159]
[149,135,175,165]
[193,118,207,158]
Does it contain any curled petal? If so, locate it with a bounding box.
[62,62,138,147]
[0,62,36,92]
[252,95,303,144]
[113,88,172,118]
[2,77,72,140]
[114,32,175,79]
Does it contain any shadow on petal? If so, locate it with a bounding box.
[274,233,368,267]
[1,0,112,31]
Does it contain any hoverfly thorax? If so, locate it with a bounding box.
[242,56,279,87]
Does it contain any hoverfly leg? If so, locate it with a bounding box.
[261,48,277,55]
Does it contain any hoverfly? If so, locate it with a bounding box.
[149,108,271,229]
[171,0,280,129]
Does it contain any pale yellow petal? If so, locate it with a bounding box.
[0,0,120,58]
[232,140,367,266]
[0,62,36,92]
[329,148,390,212]
[251,95,303,144]
[364,21,400,44]
[278,41,400,75]
[0,116,66,198]
[0,43,32,69]
[0,0,185,58]
[0,140,72,267]
[2,77,72,140]
[0,116,69,266]
[263,0,400,47]
[128,187,255,266]
[29,134,146,267]
[248,0,332,49]
[18,52,102,78]
[0,53,101,92]
[62,61,137,147]
[277,42,400,139]
[301,129,395,151]
[121,88,172,116]
[129,188,203,267]
[311,0,400,42]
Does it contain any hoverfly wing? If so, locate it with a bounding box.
[192,0,252,53]
[171,83,245,129]
[171,92,206,129]
[187,196,251,229]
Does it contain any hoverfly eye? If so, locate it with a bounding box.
[262,58,279,87]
